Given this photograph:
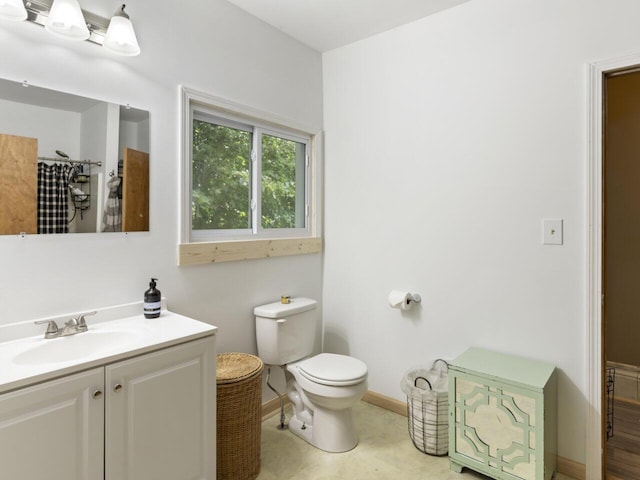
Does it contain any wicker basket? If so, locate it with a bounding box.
[216,353,264,480]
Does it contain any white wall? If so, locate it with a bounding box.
[138,118,150,154]
[322,0,640,466]
[119,118,150,157]
[0,98,81,159]
[80,101,117,179]
[72,102,117,233]
[0,0,323,391]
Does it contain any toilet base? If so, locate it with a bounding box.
[288,405,358,453]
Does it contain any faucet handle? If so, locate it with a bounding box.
[65,318,79,328]
[76,311,97,327]
[34,319,60,337]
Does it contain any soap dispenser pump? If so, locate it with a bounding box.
[144,278,161,318]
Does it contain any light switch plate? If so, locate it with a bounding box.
[543,219,563,245]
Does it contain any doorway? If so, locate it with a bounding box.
[603,67,640,479]
[586,52,640,480]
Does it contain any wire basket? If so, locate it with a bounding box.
[606,366,615,440]
[401,359,449,456]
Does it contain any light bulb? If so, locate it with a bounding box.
[103,5,140,56]
[0,0,27,21]
[45,0,89,41]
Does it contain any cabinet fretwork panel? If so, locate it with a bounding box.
[449,348,556,480]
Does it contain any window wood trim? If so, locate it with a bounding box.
[178,237,322,265]
[179,86,324,263]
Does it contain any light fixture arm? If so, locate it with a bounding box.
[23,0,111,45]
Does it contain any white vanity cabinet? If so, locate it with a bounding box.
[0,368,105,479]
[106,337,216,480]
[0,335,216,480]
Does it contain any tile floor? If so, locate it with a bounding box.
[257,401,575,480]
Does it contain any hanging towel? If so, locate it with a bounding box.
[37,162,72,234]
[102,175,122,232]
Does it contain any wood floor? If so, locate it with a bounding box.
[607,399,640,479]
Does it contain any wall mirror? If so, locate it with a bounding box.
[0,77,150,235]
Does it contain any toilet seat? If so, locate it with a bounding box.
[295,353,368,386]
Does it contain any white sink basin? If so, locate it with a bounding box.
[0,304,218,395]
[13,330,138,365]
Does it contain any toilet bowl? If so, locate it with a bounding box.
[285,353,367,452]
[254,298,369,453]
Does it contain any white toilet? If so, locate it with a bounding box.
[254,297,368,453]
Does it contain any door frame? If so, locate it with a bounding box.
[587,51,640,479]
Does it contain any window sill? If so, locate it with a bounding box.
[178,237,322,266]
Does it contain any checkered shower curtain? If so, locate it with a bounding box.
[37,162,72,234]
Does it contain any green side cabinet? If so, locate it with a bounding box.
[448,348,557,480]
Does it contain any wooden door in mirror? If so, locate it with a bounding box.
[0,133,37,235]
[122,148,149,232]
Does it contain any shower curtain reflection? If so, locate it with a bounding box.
[102,174,122,232]
[37,162,72,234]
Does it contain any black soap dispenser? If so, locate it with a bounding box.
[144,278,161,318]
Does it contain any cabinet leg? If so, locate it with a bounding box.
[449,459,463,473]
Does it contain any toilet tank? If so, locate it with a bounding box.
[254,298,317,365]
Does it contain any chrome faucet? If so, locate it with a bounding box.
[34,311,97,339]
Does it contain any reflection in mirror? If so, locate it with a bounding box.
[0,78,149,235]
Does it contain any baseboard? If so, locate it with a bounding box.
[261,395,290,421]
[361,390,407,417]
[557,456,586,479]
[262,390,408,420]
[359,390,586,480]
[614,395,640,406]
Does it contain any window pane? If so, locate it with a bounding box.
[261,134,306,229]
[192,119,252,230]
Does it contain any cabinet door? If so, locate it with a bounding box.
[451,375,539,480]
[105,337,216,480]
[0,368,104,480]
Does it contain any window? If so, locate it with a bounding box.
[191,115,253,233]
[191,110,310,241]
[180,88,321,264]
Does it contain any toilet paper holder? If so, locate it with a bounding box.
[408,293,422,304]
[388,290,422,310]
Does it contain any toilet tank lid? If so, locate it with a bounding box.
[254,297,317,318]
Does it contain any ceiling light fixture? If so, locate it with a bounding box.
[0,0,27,21]
[3,0,141,56]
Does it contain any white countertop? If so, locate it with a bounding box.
[0,302,217,394]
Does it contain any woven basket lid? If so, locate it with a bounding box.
[217,352,264,384]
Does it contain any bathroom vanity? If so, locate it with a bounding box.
[0,302,217,480]
[448,348,557,480]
